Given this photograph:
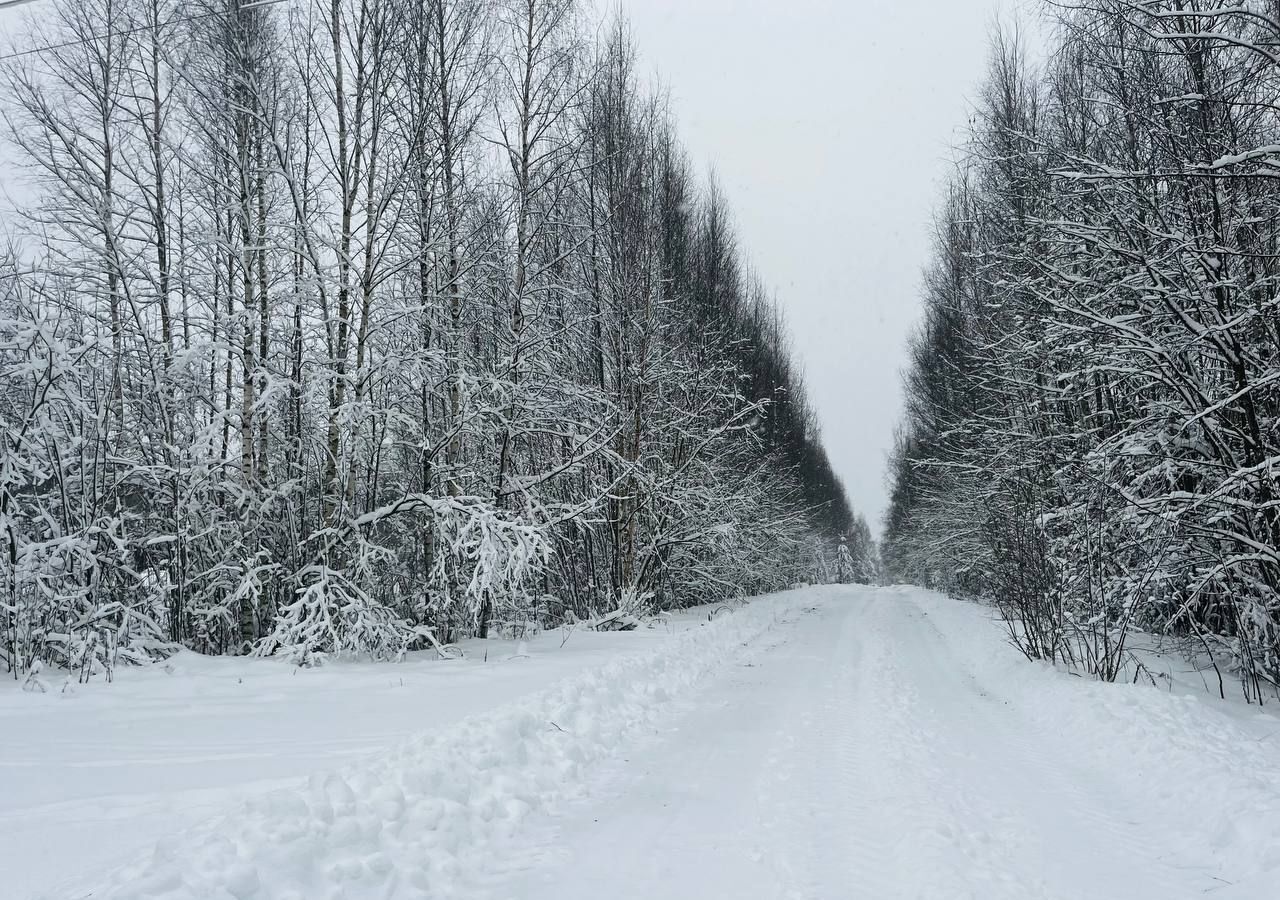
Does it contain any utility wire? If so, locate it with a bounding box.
[0,0,287,63]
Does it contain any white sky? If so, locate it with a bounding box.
[0,0,1030,532]
[621,0,1029,530]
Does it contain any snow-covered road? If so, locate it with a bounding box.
[478,587,1280,900]
[23,586,1280,899]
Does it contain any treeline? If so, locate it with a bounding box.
[0,0,867,676]
[885,1,1280,700]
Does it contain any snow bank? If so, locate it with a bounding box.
[79,590,814,900]
[4,617,696,898]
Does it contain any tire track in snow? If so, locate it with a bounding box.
[754,600,898,899]
[887,594,1204,899]
[858,597,1056,900]
[757,594,1046,899]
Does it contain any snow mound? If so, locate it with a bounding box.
[80,590,813,900]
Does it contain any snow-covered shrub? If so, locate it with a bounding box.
[255,566,415,664]
[253,494,550,661]
[369,494,549,634]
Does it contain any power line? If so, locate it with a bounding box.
[0,0,288,63]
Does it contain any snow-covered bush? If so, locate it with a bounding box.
[255,566,415,664]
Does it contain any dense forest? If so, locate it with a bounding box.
[0,0,871,676]
[885,0,1280,700]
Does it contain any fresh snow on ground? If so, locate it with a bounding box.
[0,609,718,900]
[8,585,1280,899]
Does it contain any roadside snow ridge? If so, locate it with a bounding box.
[83,590,814,900]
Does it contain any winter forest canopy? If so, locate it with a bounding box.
[15,0,1280,711]
[0,0,875,676]
[884,1,1280,701]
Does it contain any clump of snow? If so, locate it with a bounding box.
[78,590,810,900]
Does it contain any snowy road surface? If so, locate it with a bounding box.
[477,588,1280,900]
[19,586,1280,899]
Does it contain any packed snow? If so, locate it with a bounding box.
[7,585,1280,899]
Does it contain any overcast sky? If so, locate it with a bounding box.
[0,0,1026,532]
[621,0,1025,530]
